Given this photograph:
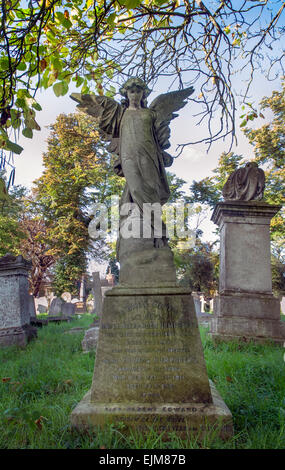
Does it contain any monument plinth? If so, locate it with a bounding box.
[210,201,285,344]
[71,250,233,439]
[0,254,37,348]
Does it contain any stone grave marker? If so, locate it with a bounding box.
[70,77,233,440]
[49,297,65,316]
[92,272,103,316]
[0,254,37,347]
[62,302,76,317]
[210,163,285,344]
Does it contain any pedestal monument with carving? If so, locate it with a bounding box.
[70,78,233,439]
[210,162,285,344]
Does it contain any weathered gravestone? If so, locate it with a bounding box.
[0,254,37,347]
[28,294,37,320]
[62,302,76,317]
[92,272,103,316]
[82,327,100,353]
[37,304,48,313]
[70,78,233,440]
[49,297,65,316]
[35,296,48,314]
[210,163,285,344]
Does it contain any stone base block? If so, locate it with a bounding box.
[70,381,233,440]
[0,324,37,348]
[214,293,281,319]
[119,246,176,287]
[211,293,285,344]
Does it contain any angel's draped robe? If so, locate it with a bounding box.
[118,108,170,211]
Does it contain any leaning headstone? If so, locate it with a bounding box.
[37,304,48,313]
[62,302,76,317]
[35,296,48,314]
[92,272,103,316]
[0,254,37,347]
[49,297,65,316]
[81,327,99,353]
[210,164,285,344]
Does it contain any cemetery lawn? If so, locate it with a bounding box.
[0,314,285,449]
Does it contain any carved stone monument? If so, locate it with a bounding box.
[0,254,37,347]
[210,163,285,344]
[70,78,233,439]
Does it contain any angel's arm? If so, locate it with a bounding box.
[149,87,194,151]
[70,93,124,138]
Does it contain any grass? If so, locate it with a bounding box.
[0,314,285,449]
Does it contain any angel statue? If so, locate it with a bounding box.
[71,77,194,260]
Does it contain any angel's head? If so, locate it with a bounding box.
[119,77,151,108]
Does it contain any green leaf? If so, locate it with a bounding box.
[32,102,42,111]
[75,76,84,87]
[17,61,27,71]
[52,58,63,72]
[53,82,64,97]
[106,13,116,26]
[61,81,69,96]
[22,127,33,138]
[53,81,69,97]
[121,0,141,8]
[6,140,23,154]
[62,18,72,29]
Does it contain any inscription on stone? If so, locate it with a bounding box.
[91,295,212,404]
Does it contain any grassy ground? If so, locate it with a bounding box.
[0,314,285,449]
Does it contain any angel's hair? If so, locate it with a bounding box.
[119,77,151,108]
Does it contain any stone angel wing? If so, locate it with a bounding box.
[149,87,194,166]
[70,93,124,141]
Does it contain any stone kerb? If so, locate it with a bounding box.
[0,254,37,347]
[210,201,285,344]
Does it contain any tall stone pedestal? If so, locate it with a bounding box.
[71,248,233,439]
[210,201,285,344]
[0,254,37,348]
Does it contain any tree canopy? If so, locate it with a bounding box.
[1,0,285,161]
